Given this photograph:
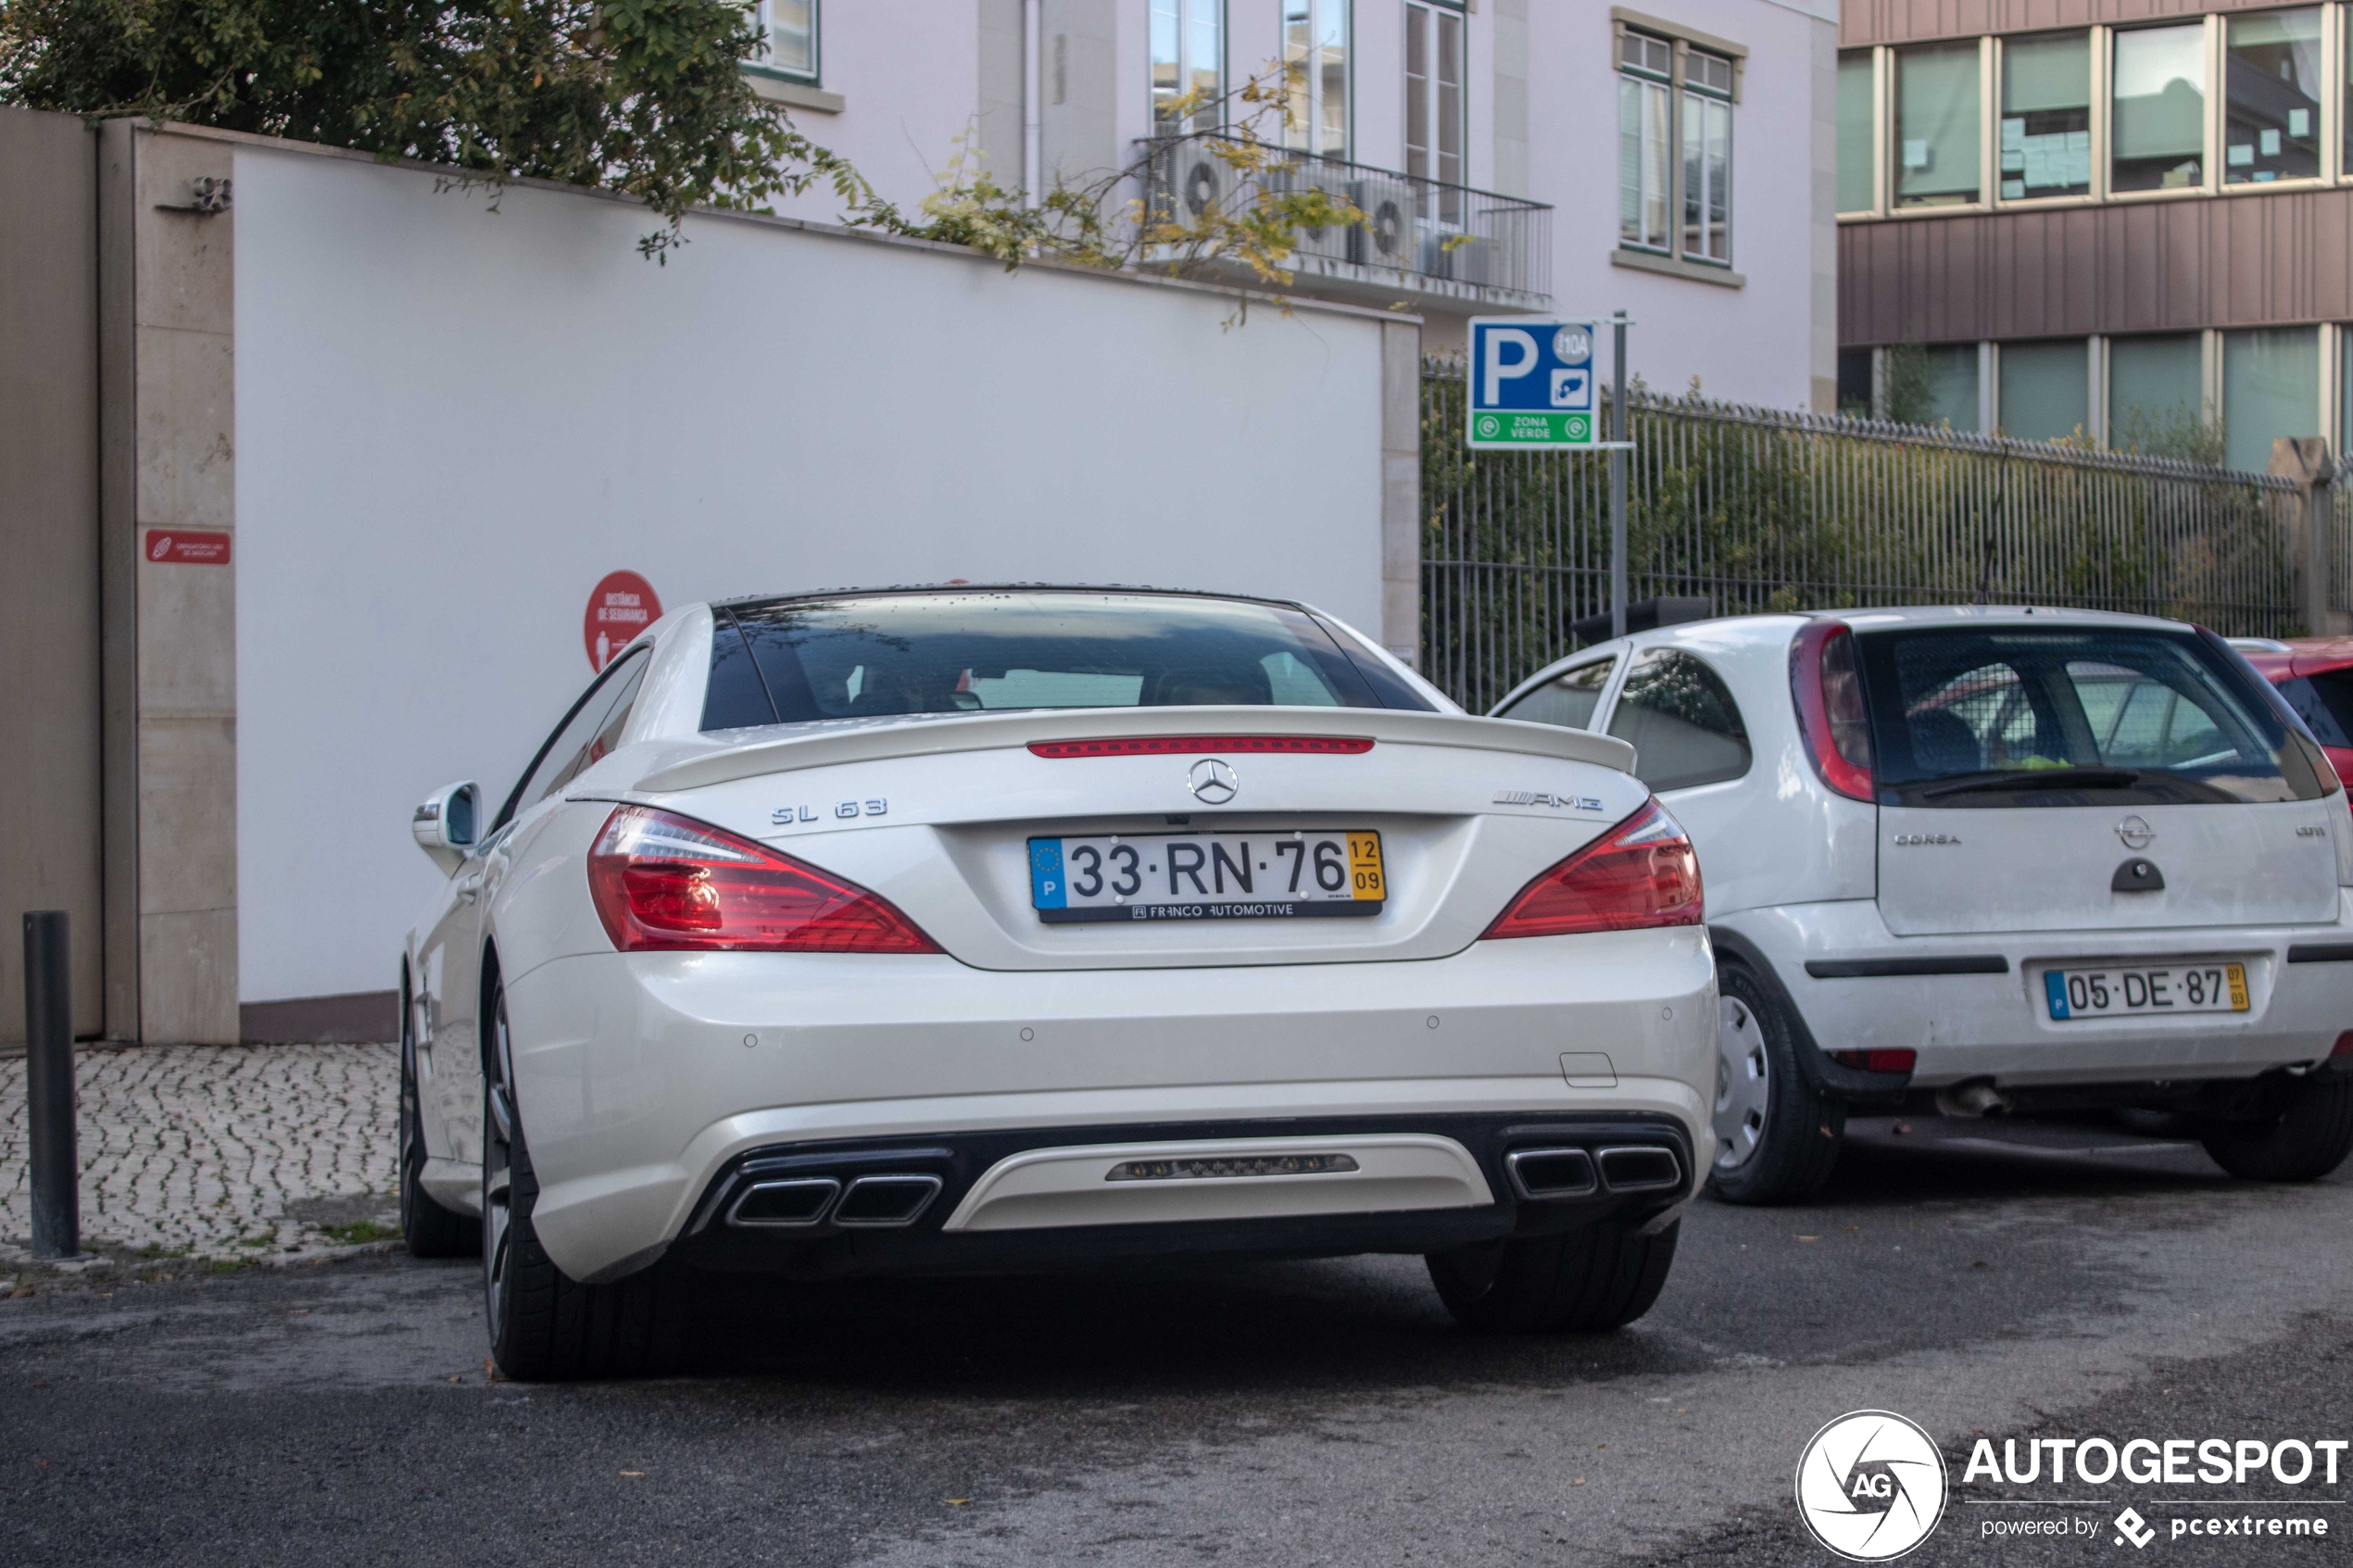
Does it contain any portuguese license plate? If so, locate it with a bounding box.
[1029,831,1385,923]
[2043,962,2248,1020]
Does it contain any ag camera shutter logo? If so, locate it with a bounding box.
[1794,1410,1950,1562]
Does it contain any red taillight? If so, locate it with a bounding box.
[1027,735,1375,759]
[586,806,939,954]
[1830,1048,1919,1074]
[2332,1031,2353,1059]
[1790,620,1875,803]
[1481,799,1705,940]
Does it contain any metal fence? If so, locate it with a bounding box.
[1422,358,2313,714]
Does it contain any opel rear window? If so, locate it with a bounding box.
[1852,625,2333,807]
[700,590,1434,730]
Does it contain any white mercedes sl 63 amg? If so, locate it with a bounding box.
[396,587,1717,1378]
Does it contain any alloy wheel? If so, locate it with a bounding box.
[1714,995,1770,1170]
[481,985,515,1337]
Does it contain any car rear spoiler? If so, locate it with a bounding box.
[628,706,1638,794]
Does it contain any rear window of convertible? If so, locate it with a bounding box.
[699,591,1434,730]
[1853,624,2332,807]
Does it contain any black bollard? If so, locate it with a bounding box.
[23,910,79,1260]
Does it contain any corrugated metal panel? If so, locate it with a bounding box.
[1848,0,2283,46]
[1839,189,2353,345]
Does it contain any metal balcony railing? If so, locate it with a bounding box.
[1136,133,1553,303]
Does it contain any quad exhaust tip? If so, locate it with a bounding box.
[724,1173,943,1230]
[1505,1145,1684,1200]
[1504,1148,1598,1199]
[1595,1146,1683,1194]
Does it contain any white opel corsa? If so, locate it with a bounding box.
[398,588,1718,1378]
[1492,607,2353,1205]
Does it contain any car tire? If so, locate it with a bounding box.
[1705,963,1845,1207]
[2199,1075,2353,1183]
[1427,1218,1680,1333]
[482,973,694,1381]
[399,992,478,1260]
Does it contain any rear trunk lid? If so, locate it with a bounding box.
[1856,621,2343,936]
[615,706,1653,969]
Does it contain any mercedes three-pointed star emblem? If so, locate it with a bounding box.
[1187,758,1239,805]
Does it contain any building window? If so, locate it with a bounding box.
[1924,345,1981,432]
[1405,1,1466,220]
[1619,30,1735,264]
[2223,327,2320,472]
[1836,51,1875,213]
[1682,51,1733,263]
[2224,8,2322,184]
[1617,31,1673,250]
[1999,31,2090,200]
[2108,333,2205,449]
[1997,339,2089,441]
[1895,42,1982,208]
[753,0,818,82]
[2112,24,2205,193]
[1283,0,1350,159]
[1151,0,1224,135]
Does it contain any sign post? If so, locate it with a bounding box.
[1609,310,1629,639]
[1466,313,1635,639]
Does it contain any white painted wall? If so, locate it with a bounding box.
[232,142,1389,1004]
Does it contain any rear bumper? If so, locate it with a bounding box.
[666,1113,1695,1281]
[500,931,1717,1282]
[1722,899,2353,1089]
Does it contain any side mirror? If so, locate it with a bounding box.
[412,781,482,875]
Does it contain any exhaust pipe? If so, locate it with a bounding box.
[1595,1146,1683,1194]
[833,1173,944,1227]
[1935,1080,2011,1119]
[726,1176,840,1228]
[1504,1148,1598,1200]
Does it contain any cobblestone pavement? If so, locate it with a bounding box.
[0,1044,398,1271]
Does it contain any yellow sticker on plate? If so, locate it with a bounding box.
[2226,962,2248,1010]
[1348,833,1386,901]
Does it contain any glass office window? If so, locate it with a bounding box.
[2108,333,2204,447]
[1838,347,1874,415]
[1682,54,1733,264]
[2224,8,2322,184]
[1999,340,2090,441]
[1282,0,1350,158]
[2000,32,2091,200]
[2223,328,2320,473]
[1926,345,1981,432]
[1838,52,1875,212]
[1151,0,1224,134]
[2113,25,2206,192]
[1895,42,1982,207]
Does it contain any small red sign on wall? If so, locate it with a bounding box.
[145,530,232,565]
[585,571,662,671]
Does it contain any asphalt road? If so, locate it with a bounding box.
[6,1116,2349,1567]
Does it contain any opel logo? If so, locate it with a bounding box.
[2116,815,2156,851]
[1187,758,1239,805]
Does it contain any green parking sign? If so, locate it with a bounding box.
[1467,318,1596,451]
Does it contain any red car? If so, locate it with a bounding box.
[2232,637,2353,787]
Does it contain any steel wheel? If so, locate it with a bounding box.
[1714,994,1770,1171]
[482,983,517,1336]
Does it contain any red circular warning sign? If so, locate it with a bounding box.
[585,571,661,671]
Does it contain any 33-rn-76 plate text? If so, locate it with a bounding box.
[1029,831,1385,923]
